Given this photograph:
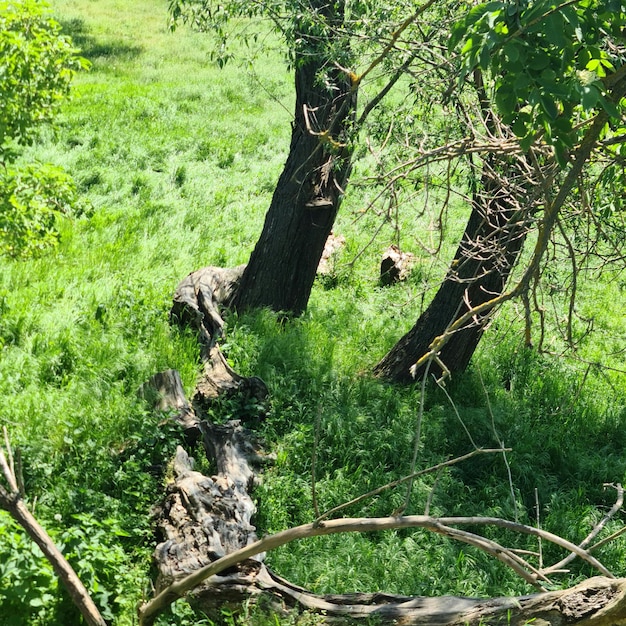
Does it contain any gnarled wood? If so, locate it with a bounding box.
[153,443,262,594]
[139,369,198,434]
[169,266,268,411]
[144,378,625,626]
[170,265,245,346]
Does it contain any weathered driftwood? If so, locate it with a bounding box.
[139,369,199,434]
[153,442,261,592]
[170,265,246,344]
[380,244,415,285]
[169,265,268,410]
[143,414,626,625]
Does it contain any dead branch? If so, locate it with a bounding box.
[0,429,108,626]
[139,509,621,625]
[315,447,509,523]
[541,484,624,577]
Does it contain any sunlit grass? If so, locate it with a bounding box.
[0,0,624,623]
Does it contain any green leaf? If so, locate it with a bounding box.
[580,84,600,110]
[503,41,520,63]
[598,94,621,119]
[528,52,550,71]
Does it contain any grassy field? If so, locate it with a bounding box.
[1,0,625,624]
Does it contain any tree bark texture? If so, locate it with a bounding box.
[231,2,357,316]
[374,164,529,382]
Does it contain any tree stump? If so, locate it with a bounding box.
[380,244,415,285]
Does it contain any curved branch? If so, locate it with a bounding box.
[138,513,613,625]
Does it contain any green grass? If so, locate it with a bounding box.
[0,0,625,624]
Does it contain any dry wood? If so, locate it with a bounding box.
[380,244,415,285]
[169,265,268,411]
[317,232,346,275]
[0,431,108,626]
[142,380,622,626]
[139,369,199,434]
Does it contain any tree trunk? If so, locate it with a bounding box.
[374,165,529,382]
[231,4,356,316]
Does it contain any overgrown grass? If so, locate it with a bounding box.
[0,0,625,624]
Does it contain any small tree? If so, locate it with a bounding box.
[376,0,626,381]
[0,0,87,258]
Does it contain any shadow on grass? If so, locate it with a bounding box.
[60,17,143,61]
[223,306,626,522]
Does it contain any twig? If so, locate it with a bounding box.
[433,522,550,589]
[311,405,322,521]
[315,447,510,523]
[400,358,432,515]
[478,368,518,521]
[536,488,543,570]
[435,375,479,449]
[541,483,624,576]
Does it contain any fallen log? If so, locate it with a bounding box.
[142,418,626,625]
[141,268,626,626]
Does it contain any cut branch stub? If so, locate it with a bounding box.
[380,244,415,285]
[139,369,199,436]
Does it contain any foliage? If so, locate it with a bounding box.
[0,0,88,257]
[0,0,85,160]
[450,0,626,162]
[0,511,133,624]
[0,0,624,623]
[0,163,88,257]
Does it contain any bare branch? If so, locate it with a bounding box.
[542,484,624,576]
[0,433,108,626]
[138,513,614,625]
[315,447,509,523]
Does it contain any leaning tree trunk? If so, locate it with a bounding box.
[231,4,356,316]
[374,162,529,383]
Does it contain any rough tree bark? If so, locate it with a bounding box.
[230,0,357,316]
[374,162,529,382]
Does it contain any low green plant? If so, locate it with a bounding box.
[0,163,89,257]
